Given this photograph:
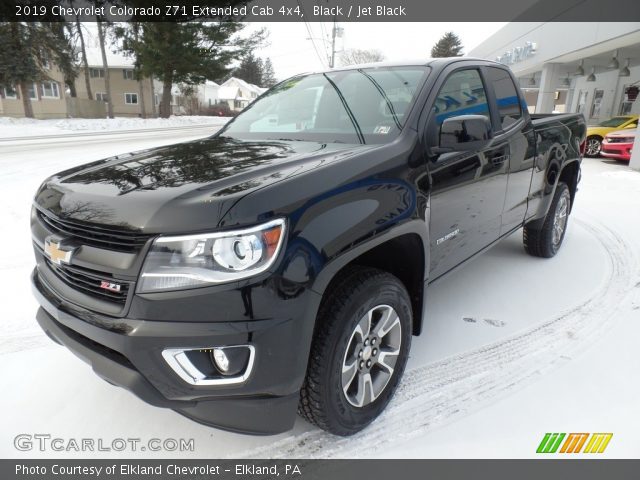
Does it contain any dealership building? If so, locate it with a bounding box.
[469,22,640,121]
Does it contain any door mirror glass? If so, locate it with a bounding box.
[439,114,493,151]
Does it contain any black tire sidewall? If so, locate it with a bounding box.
[323,275,412,435]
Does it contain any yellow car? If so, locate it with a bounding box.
[585,115,638,157]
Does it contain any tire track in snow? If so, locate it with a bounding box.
[238,216,638,459]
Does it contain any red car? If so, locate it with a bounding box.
[600,129,636,161]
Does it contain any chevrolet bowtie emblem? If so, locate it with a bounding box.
[44,238,75,265]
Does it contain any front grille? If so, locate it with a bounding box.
[45,259,130,304]
[606,137,633,144]
[38,210,149,253]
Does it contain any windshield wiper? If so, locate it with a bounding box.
[323,73,365,145]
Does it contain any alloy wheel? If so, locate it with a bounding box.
[341,305,402,408]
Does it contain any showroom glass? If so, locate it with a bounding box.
[432,69,490,126]
[598,116,633,128]
[485,67,523,129]
[220,67,428,144]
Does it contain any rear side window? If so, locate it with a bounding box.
[433,69,490,126]
[486,67,522,129]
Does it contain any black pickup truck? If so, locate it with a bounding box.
[31,58,586,436]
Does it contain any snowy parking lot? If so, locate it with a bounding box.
[1,120,639,459]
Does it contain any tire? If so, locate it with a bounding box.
[584,135,602,157]
[299,266,412,436]
[523,182,571,258]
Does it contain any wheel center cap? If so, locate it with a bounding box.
[362,345,372,361]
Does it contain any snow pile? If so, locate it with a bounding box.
[0,115,230,139]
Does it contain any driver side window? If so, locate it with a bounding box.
[433,69,490,127]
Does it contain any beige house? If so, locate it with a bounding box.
[0,64,69,119]
[74,63,156,118]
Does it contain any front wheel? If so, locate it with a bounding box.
[584,136,602,157]
[298,267,412,436]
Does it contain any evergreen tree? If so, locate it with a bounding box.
[261,58,277,87]
[235,52,263,86]
[116,6,266,118]
[430,32,464,58]
[0,23,52,118]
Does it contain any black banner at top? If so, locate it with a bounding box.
[1,0,639,22]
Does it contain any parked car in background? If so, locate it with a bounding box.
[585,115,638,157]
[600,129,636,162]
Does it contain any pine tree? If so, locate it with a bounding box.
[235,52,263,86]
[261,58,277,87]
[0,23,52,118]
[430,32,464,58]
[117,15,266,118]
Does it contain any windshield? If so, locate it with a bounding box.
[598,117,632,128]
[220,66,429,144]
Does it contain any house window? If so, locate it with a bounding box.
[41,82,60,98]
[95,92,108,102]
[123,69,134,80]
[2,85,18,99]
[154,94,159,105]
[90,68,105,78]
[27,83,38,100]
[41,51,51,69]
[124,93,138,105]
[234,100,243,109]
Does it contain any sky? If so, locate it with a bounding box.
[247,22,507,80]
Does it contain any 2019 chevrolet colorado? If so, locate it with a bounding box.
[31,58,586,436]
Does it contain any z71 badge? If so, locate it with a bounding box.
[100,281,122,293]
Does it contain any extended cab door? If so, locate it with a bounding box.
[482,66,537,234]
[424,66,509,279]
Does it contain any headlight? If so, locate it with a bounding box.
[138,218,286,293]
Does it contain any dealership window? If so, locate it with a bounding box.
[90,68,105,78]
[95,92,108,102]
[41,81,59,98]
[589,89,604,119]
[576,90,588,115]
[123,69,134,80]
[125,93,138,105]
[432,69,490,126]
[2,85,18,99]
[486,67,522,129]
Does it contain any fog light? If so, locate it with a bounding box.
[162,345,255,385]
[212,348,230,373]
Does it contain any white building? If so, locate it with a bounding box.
[469,22,640,122]
[216,77,266,111]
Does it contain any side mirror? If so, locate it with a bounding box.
[439,115,493,152]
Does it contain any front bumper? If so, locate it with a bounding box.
[32,268,320,435]
[601,142,632,161]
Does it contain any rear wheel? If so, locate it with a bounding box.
[299,267,412,436]
[585,136,602,157]
[523,182,571,258]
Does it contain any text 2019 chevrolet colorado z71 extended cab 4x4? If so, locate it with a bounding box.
[31,58,586,436]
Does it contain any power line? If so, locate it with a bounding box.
[296,0,327,68]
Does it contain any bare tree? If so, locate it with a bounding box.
[96,19,113,118]
[75,17,92,100]
[339,49,386,66]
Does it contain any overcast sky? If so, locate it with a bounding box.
[247,22,507,79]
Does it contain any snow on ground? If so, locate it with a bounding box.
[0,115,229,139]
[0,128,639,459]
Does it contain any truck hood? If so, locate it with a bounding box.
[34,136,368,234]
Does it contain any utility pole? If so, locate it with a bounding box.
[330,17,336,68]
